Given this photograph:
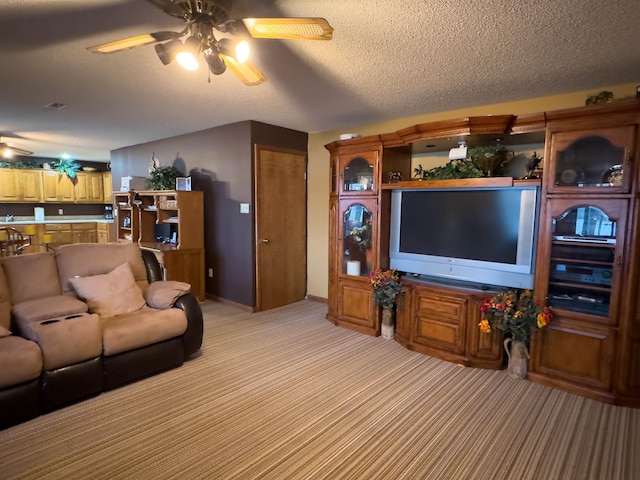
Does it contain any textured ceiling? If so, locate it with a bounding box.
[0,0,639,161]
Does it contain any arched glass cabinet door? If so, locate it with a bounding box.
[342,202,374,277]
[546,201,625,321]
[340,152,377,195]
[546,126,634,193]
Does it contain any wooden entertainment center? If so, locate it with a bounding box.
[325,99,640,407]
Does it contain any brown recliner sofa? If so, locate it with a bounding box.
[0,243,203,429]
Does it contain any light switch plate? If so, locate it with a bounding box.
[240,203,250,214]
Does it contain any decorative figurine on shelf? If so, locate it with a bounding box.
[388,171,403,183]
[523,152,543,179]
[413,165,426,180]
[148,152,161,175]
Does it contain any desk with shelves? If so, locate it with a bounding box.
[114,190,205,301]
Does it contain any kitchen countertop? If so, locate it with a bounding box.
[0,216,114,226]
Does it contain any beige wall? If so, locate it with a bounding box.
[306,82,639,299]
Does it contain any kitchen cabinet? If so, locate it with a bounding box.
[0,169,42,202]
[42,171,75,202]
[75,172,104,203]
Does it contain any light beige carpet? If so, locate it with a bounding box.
[1,300,639,479]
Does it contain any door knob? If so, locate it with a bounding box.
[260,238,270,243]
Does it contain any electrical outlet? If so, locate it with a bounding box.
[240,203,250,214]
[58,208,63,215]
[208,268,214,278]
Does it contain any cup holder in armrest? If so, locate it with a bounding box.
[40,319,60,325]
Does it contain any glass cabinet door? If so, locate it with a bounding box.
[340,200,376,277]
[544,199,627,323]
[339,151,378,195]
[546,126,634,193]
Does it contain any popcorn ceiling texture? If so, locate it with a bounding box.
[0,0,638,159]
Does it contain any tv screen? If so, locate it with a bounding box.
[399,189,521,264]
[390,187,539,289]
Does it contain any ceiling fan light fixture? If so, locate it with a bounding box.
[0,145,14,159]
[204,50,227,75]
[175,36,201,70]
[218,38,249,64]
[154,39,182,66]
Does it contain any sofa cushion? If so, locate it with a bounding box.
[12,295,89,324]
[0,252,61,305]
[0,264,11,331]
[17,313,102,371]
[55,243,149,296]
[101,307,188,356]
[69,262,146,318]
[144,281,191,310]
[0,325,10,337]
[0,336,43,389]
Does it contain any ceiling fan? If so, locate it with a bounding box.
[0,136,33,159]
[88,0,333,86]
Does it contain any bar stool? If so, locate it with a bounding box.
[0,227,29,256]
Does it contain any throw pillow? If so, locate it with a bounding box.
[144,281,191,310]
[69,262,146,317]
[0,325,11,338]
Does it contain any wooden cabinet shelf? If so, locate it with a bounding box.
[113,190,205,301]
[326,99,640,407]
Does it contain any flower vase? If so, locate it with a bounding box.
[381,306,395,340]
[504,338,529,379]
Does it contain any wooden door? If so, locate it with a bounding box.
[255,146,307,311]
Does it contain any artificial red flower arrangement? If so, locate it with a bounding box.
[479,289,552,344]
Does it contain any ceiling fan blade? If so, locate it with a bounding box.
[87,31,183,54]
[242,18,333,40]
[0,143,33,158]
[221,55,266,86]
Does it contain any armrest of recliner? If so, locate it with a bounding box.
[173,293,203,358]
[140,247,203,358]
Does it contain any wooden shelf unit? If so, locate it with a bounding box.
[325,99,640,407]
[113,190,205,301]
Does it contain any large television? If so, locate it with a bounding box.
[389,187,539,289]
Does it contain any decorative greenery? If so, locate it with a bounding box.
[52,158,81,179]
[0,159,43,169]
[149,165,182,190]
[479,289,553,344]
[420,158,484,180]
[350,222,371,250]
[467,144,511,177]
[369,268,404,308]
[585,91,614,105]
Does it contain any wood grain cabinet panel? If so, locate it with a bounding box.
[337,280,376,334]
[413,289,467,355]
[75,172,104,203]
[16,169,42,202]
[0,169,42,202]
[531,316,616,395]
[42,171,75,202]
[0,169,19,201]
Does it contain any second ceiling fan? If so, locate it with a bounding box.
[88,0,333,86]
